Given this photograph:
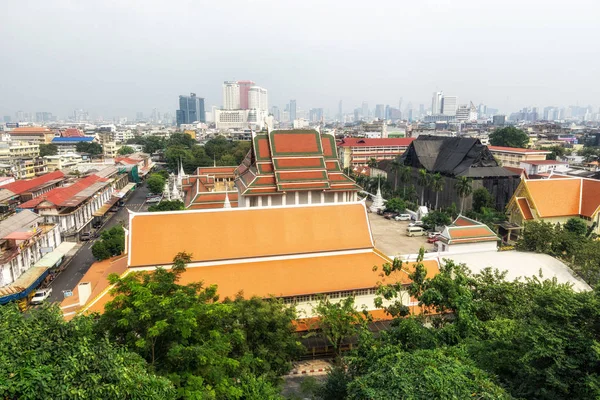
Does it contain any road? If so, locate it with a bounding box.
[48,184,150,303]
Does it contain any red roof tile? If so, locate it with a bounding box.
[3,171,65,195]
[517,198,534,220]
[521,160,567,166]
[20,174,108,209]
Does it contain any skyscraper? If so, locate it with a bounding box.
[361,102,369,120]
[223,81,241,110]
[290,100,297,122]
[176,93,206,126]
[431,92,444,115]
[375,104,385,120]
[441,96,458,116]
[237,80,255,110]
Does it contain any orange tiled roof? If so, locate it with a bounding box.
[488,146,550,154]
[441,220,499,245]
[235,130,360,196]
[525,178,581,217]
[10,127,52,134]
[451,215,480,227]
[128,202,373,267]
[581,179,600,217]
[516,198,534,220]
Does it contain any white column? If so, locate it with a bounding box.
[245,198,250,207]
[282,194,287,205]
[354,192,357,201]
[308,191,312,204]
[268,196,272,206]
[321,192,325,204]
[295,191,299,205]
[258,196,263,207]
[334,192,338,203]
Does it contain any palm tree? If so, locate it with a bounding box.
[390,159,401,192]
[454,176,473,214]
[417,169,430,206]
[399,166,412,198]
[367,158,378,168]
[430,173,444,210]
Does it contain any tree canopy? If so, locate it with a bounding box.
[118,145,135,155]
[76,141,103,155]
[39,143,58,157]
[146,173,166,195]
[489,126,529,148]
[0,304,174,399]
[91,225,125,261]
[148,199,185,212]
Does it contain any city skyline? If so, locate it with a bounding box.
[1,0,599,119]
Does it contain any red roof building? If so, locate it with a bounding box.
[61,128,85,138]
[336,137,415,168]
[8,127,56,144]
[181,167,239,209]
[235,130,360,207]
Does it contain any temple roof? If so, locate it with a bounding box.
[236,130,360,196]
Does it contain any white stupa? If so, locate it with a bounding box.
[163,179,171,201]
[171,179,181,201]
[369,178,384,213]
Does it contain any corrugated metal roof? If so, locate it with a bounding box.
[51,137,94,143]
[0,210,41,239]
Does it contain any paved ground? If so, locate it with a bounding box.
[368,212,435,257]
[48,184,150,303]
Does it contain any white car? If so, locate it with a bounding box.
[428,231,441,239]
[394,214,411,221]
[408,221,424,227]
[30,288,52,305]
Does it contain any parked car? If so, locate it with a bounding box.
[428,231,441,239]
[80,232,91,241]
[394,214,411,221]
[406,226,427,237]
[384,212,398,220]
[30,288,52,305]
[146,195,162,204]
[427,235,440,244]
[408,221,424,227]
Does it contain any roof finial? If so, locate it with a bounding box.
[223,184,231,208]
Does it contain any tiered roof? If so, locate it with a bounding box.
[181,166,238,209]
[236,130,360,196]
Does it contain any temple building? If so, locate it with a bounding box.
[61,202,439,322]
[235,129,360,207]
[176,129,360,210]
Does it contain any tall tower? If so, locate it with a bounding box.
[289,100,297,122]
[176,93,205,126]
[223,81,241,110]
[237,80,255,110]
[432,92,443,115]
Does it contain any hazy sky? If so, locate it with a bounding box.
[1,0,599,119]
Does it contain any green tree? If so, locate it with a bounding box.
[367,157,378,168]
[118,145,135,155]
[92,225,126,261]
[390,159,401,192]
[417,168,430,206]
[422,210,451,229]
[430,172,444,210]
[384,197,406,213]
[167,132,196,149]
[489,126,529,148]
[454,176,473,213]
[399,166,412,198]
[143,136,166,154]
[0,304,174,399]
[39,143,58,157]
[76,141,103,155]
[346,347,512,400]
[547,145,567,160]
[97,253,297,398]
[146,173,166,195]
[164,145,195,172]
[148,200,185,212]
[516,220,555,253]
[312,296,367,361]
[564,217,588,236]
[218,154,237,166]
[472,187,493,213]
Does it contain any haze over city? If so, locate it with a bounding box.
[1,0,599,119]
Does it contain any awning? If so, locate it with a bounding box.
[93,196,120,217]
[33,242,77,268]
[114,182,136,198]
[0,242,77,304]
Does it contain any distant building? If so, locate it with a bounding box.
[51,137,96,155]
[488,146,550,168]
[519,160,569,176]
[8,127,55,144]
[375,104,385,120]
[237,80,255,110]
[456,105,470,122]
[289,100,297,122]
[223,81,241,110]
[337,137,415,168]
[432,92,444,115]
[441,96,458,116]
[492,115,506,126]
[309,108,324,122]
[176,93,206,126]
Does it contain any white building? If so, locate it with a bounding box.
[222,81,241,110]
[432,91,444,115]
[442,96,458,116]
[456,105,470,122]
[435,216,499,253]
[519,160,569,176]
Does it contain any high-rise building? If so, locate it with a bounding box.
[270,106,280,121]
[247,86,268,111]
[237,80,255,110]
[309,108,324,122]
[441,96,458,116]
[3,116,11,123]
[223,81,241,110]
[432,92,443,115]
[375,104,385,120]
[290,100,297,122]
[136,112,144,121]
[176,93,205,126]
[456,105,470,122]
[35,112,53,122]
[361,102,369,120]
[419,104,425,118]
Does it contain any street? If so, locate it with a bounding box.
[48,184,150,303]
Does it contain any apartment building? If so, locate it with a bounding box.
[488,146,551,167]
[336,137,415,168]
